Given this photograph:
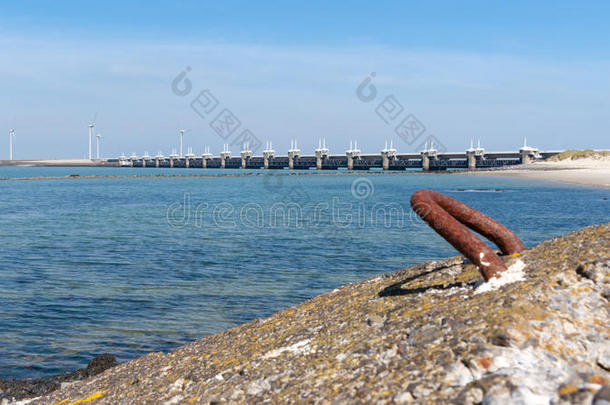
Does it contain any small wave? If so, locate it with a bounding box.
[452,188,506,192]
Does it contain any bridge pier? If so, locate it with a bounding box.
[421,153,430,171]
[519,138,540,164]
[315,139,329,170]
[381,154,389,170]
[142,159,146,168]
[346,154,353,170]
[521,153,530,164]
[288,152,298,169]
[346,152,360,170]
[421,141,438,171]
[315,152,328,170]
[184,149,195,168]
[346,141,361,170]
[263,150,274,170]
[466,142,485,170]
[263,141,275,169]
[381,141,397,170]
[316,154,324,169]
[154,153,165,168]
[169,158,174,168]
[288,140,300,170]
[241,144,253,169]
[202,147,212,168]
[220,145,231,169]
[520,150,534,164]
[466,150,476,170]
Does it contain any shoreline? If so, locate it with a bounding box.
[0,159,115,167]
[2,158,610,188]
[0,355,117,403]
[0,170,419,181]
[470,158,610,188]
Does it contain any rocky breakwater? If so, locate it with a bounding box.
[27,223,610,404]
[0,354,117,404]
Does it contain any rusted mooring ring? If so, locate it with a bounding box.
[410,189,525,281]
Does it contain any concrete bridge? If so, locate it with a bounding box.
[118,141,560,171]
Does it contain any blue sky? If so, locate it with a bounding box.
[1,1,609,159]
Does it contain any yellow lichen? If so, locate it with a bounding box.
[67,390,109,404]
[558,384,578,395]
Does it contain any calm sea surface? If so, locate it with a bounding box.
[0,167,608,378]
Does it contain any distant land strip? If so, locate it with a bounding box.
[0,171,426,181]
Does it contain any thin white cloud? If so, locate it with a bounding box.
[0,35,608,158]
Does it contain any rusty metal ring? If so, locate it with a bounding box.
[410,189,525,281]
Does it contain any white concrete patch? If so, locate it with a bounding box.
[60,380,79,390]
[475,259,526,294]
[247,379,271,396]
[444,361,474,386]
[7,399,40,405]
[262,339,311,359]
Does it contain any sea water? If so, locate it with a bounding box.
[0,167,608,378]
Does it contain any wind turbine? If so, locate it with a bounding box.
[96,133,102,159]
[178,129,190,157]
[9,129,15,160]
[88,113,97,160]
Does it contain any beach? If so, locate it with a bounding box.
[472,156,610,188]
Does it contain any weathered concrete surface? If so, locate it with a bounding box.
[30,223,610,404]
